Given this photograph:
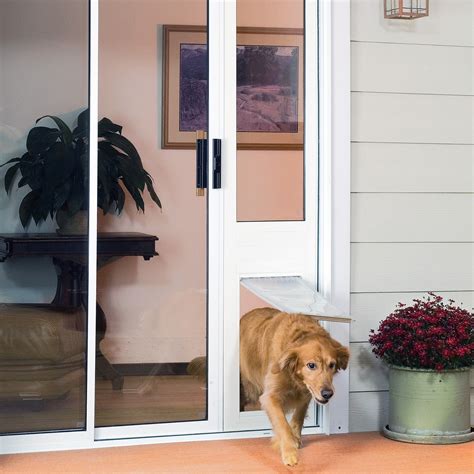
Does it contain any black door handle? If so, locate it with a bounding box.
[213,139,222,189]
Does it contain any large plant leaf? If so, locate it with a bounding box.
[114,155,146,191]
[102,132,144,168]
[19,190,40,228]
[44,143,75,186]
[115,184,125,214]
[144,174,162,209]
[4,163,20,193]
[0,157,21,168]
[97,150,111,213]
[32,195,50,224]
[36,115,73,147]
[73,109,90,139]
[18,152,36,178]
[53,180,71,211]
[18,176,29,188]
[98,117,122,136]
[121,174,144,212]
[26,127,60,155]
[66,174,85,216]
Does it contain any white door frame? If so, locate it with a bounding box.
[222,0,351,434]
[0,0,99,454]
[318,0,351,435]
[222,0,320,433]
[94,0,224,441]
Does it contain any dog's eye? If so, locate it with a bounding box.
[306,362,316,370]
[329,362,336,369]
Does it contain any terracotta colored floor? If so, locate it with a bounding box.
[1,432,473,473]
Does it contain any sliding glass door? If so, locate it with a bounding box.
[1,0,321,450]
[93,0,218,439]
[0,0,92,449]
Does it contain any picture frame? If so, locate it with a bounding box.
[162,25,304,150]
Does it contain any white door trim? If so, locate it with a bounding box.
[223,0,326,433]
[318,0,351,434]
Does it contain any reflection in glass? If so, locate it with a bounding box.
[0,0,89,434]
[237,0,305,222]
[95,0,208,427]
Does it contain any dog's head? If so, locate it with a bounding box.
[272,336,349,405]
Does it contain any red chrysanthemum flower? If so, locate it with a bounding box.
[369,293,473,371]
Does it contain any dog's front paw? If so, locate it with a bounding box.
[281,447,299,467]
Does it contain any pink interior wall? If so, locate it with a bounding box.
[237,0,304,222]
[98,0,303,363]
[240,286,274,317]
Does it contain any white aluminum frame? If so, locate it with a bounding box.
[223,0,321,433]
[318,0,351,435]
[0,0,350,454]
[0,0,99,454]
[94,0,224,441]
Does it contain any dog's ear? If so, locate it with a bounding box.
[336,346,350,371]
[271,350,298,374]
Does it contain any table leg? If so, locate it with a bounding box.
[96,302,124,391]
[51,258,124,391]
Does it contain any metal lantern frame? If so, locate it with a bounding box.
[384,0,429,20]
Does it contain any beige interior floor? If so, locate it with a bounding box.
[0,375,207,434]
[0,374,266,434]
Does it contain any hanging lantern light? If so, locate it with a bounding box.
[384,0,429,20]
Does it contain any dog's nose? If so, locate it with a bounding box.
[321,389,333,400]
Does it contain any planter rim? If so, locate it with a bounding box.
[387,364,471,373]
[383,425,474,445]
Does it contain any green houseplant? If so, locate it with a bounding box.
[1,109,161,233]
[369,293,473,444]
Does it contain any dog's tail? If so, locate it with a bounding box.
[187,356,207,382]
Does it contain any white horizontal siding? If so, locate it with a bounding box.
[352,143,474,193]
[351,194,474,242]
[350,390,474,432]
[349,0,473,433]
[352,93,474,144]
[351,291,474,342]
[352,42,474,96]
[351,243,474,293]
[349,391,389,432]
[351,0,474,47]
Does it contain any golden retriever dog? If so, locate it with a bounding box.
[240,308,349,466]
[187,307,349,466]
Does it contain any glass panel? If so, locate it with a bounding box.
[237,0,305,222]
[0,0,89,434]
[95,0,208,427]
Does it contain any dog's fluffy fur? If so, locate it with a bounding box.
[241,308,349,466]
[188,307,350,466]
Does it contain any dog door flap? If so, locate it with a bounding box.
[240,276,350,323]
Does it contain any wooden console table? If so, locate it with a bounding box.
[0,232,158,390]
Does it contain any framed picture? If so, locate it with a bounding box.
[162,25,304,150]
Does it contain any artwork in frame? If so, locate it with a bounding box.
[162,25,304,150]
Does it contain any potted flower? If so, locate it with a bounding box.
[1,109,161,233]
[369,293,473,444]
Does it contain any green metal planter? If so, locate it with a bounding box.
[383,365,473,444]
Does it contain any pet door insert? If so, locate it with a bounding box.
[240,276,350,323]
